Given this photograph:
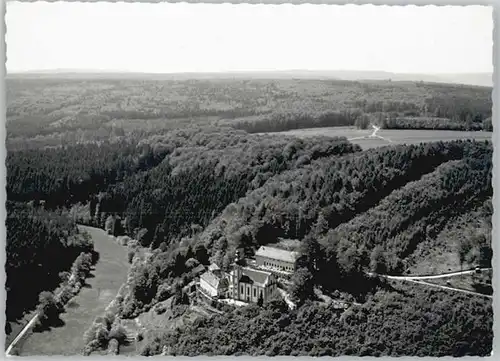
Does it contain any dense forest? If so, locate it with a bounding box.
[7,139,169,207]
[6,76,493,356]
[98,128,359,245]
[142,283,492,357]
[6,78,492,150]
[188,140,492,266]
[5,202,93,324]
[8,126,359,243]
[87,139,493,335]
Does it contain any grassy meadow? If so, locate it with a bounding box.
[263,126,492,149]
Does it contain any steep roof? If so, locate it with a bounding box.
[239,267,273,287]
[255,246,300,264]
[200,271,221,289]
[208,263,220,272]
[192,264,206,276]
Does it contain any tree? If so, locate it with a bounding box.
[136,228,150,247]
[113,216,123,236]
[289,267,314,305]
[59,271,71,284]
[298,235,323,273]
[109,324,127,345]
[37,291,62,326]
[482,117,493,131]
[355,114,370,129]
[478,245,492,268]
[369,246,387,274]
[159,242,168,252]
[195,244,209,265]
[311,212,329,237]
[458,238,472,270]
[105,215,115,235]
[336,239,362,278]
[128,250,135,264]
[257,292,264,307]
[95,323,110,347]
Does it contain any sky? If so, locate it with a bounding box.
[6,2,493,74]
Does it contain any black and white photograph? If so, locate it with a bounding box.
[4,1,494,357]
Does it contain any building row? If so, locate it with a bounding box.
[197,245,300,304]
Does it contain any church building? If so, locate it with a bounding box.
[197,246,297,305]
[227,264,278,303]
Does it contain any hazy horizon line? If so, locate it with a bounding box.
[7,68,493,76]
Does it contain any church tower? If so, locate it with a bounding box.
[231,250,242,300]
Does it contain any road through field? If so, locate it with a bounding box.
[16,226,130,356]
[264,127,492,149]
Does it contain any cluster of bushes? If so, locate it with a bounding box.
[58,252,95,304]
[118,241,211,319]
[34,291,64,330]
[82,286,131,358]
[33,251,95,330]
[83,311,128,356]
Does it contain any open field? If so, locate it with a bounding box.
[265,126,492,149]
[17,226,129,356]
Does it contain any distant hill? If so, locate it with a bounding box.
[7,69,493,87]
[297,70,493,87]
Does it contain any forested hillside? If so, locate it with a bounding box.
[97,128,359,246]
[6,76,493,357]
[188,140,491,266]
[142,282,492,357]
[98,139,493,331]
[113,138,492,356]
[404,199,493,274]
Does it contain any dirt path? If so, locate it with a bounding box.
[371,268,492,299]
[408,279,493,299]
[371,268,491,281]
[16,226,130,356]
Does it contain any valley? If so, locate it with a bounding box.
[11,227,130,356]
[5,76,493,357]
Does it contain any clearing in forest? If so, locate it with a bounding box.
[266,126,492,149]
